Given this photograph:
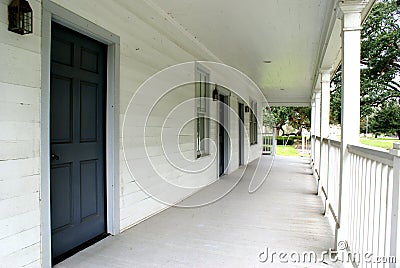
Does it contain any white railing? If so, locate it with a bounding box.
[319,138,341,222]
[346,144,397,268]
[313,137,400,268]
[311,135,316,162]
[262,132,274,155]
[314,136,321,175]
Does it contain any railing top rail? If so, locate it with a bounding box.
[328,139,341,148]
[317,136,341,148]
[347,144,394,166]
[313,136,395,163]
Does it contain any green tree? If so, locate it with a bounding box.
[369,101,400,139]
[361,0,400,106]
[330,0,400,124]
[289,107,311,134]
[268,107,311,135]
[330,71,342,124]
[268,107,291,135]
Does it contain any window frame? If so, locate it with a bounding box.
[195,64,210,158]
[249,99,258,145]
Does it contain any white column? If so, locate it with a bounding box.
[319,71,331,194]
[314,90,321,139]
[337,0,365,247]
[314,90,321,174]
[320,71,331,139]
[311,95,316,161]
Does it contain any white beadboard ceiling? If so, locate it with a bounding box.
[149,0,341,106]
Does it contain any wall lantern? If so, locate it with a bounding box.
[245,106,250,113]
[8,0,33,35]
[212,84,219,101]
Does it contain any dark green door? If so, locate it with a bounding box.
[219,94,228,176]
[238,103,244,166]
[50,23,107,262]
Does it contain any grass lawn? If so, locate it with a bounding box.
[360,137,399,149]
[269,138,399,156]
[276,145,300,156]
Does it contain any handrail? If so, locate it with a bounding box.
[327,138,340,148]
[315,136,341,148]
[347,144,394,166]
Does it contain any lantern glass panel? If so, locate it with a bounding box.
[8,0,32,35]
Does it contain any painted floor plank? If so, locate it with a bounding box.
[56,156,343,267]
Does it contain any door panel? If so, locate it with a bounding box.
[80,47,100,73]
[80,160,99,221]
[52,37,73,66]
[50,22,107,262]
[50,76,73,143]
[80,82,98,142]
[50,163,73,231]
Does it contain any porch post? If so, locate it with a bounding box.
[311,94,316,162]
[315,91,321,138]
[319,71,331,141]
[319,71,331,194]
[337,0,365,247]
[314,90,321,175]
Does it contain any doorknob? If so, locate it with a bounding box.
[51,153,60,161]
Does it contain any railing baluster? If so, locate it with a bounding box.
[362,158,368,257]
[372,160,380,268]
[356,154,362,254]
[363,158,370,262]
[367,159,374,264]
[349,153,354,246]
[325,140,330,214]
[383,164,390,268]
[379,163,387,259]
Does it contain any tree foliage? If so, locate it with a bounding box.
[361,0,400,106]
[330,0,400,129]
[369,101,400,139]
[268,107,311,135]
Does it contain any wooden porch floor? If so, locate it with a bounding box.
[56,156,341,267]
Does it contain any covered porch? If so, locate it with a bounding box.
[3,0,400,267]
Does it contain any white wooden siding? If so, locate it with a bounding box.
[0,0,264,266]
[0,0,42,266]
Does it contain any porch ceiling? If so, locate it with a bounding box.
[149,0,338,107]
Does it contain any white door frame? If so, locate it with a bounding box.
[40,1,120,266]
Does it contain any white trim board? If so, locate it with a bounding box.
[40,1,120,266]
